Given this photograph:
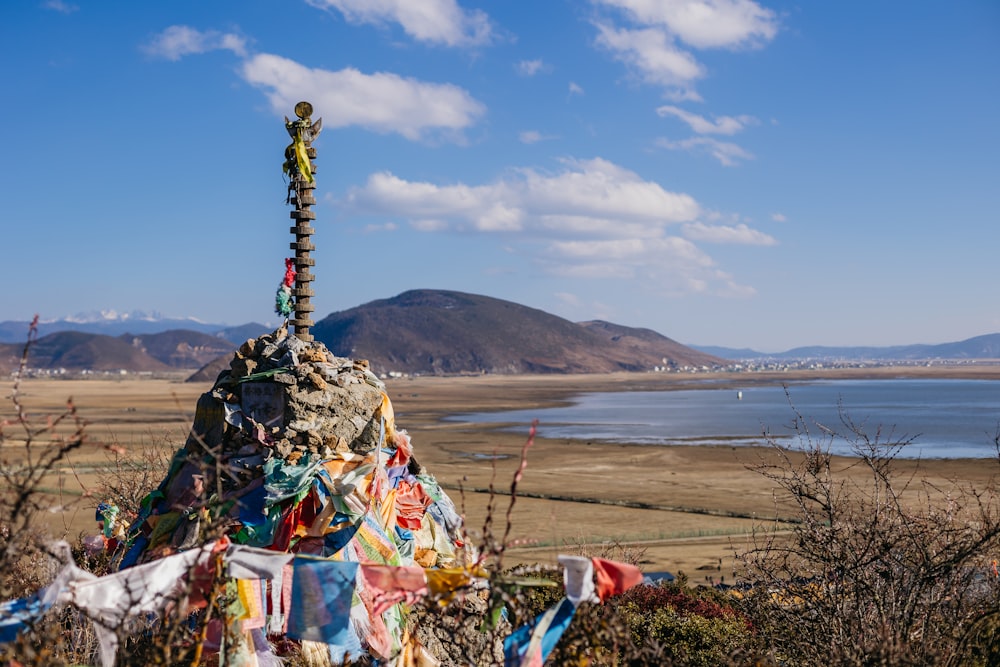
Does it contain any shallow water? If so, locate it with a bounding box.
[449,378,1000,459]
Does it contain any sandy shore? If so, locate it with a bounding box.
[4,365,999,579]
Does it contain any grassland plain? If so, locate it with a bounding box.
[2,365,999,580]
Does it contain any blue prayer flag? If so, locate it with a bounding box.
[503,597,576,666]
[0,595,49,643]
[286,558,358,647]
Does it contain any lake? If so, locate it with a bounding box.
[449,378,1000,459]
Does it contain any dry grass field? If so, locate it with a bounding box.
[2,365,999,580]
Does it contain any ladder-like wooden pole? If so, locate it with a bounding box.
[283,101,322,341]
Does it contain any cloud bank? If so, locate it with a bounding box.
[343,157,766,296]
[305,0,493,47]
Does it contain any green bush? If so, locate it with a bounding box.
[507,565,760,666]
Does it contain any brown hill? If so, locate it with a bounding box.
[6,331,171,372]
[0,342,18,375]
[0,330,237,375]
[578,320,724,369]
[120,330,236,368]
[302,289,726,376]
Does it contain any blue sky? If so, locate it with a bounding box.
[1,1,997,352]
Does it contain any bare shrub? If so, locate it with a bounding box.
[739,395,1000,666]
[0,317,88,594]
[92,440,174,522]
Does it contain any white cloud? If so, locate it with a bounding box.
[517,59,545,76]
[590,0,778,99]
[594,0,779,50]
[345,157,700,233]
[569,82,585,96]
[771,212,787,222]
[306,0,493,47]
[412,219,449,232]
[538,214,668,239]
[241,54,485,141]
[43,0,78,13]
[142,25,248,61]
[519,130,547,144]
[656,105,757,135]
[593,22,704,96]
[549,236,704,262]
[341,157,763,296]
[552,293,618,323]
[521,158,701,223]
[543,236,758,297]
[681,221,776,245]
[363,222,398,233]
[656,136,754,166]
[555,291,581,307]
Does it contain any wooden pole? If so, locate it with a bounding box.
[284,101,322,342]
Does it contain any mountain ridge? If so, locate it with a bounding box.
[305,289,725,377]
[3,291,998,376]
[695,332,1000,361]
[0,316,271,345]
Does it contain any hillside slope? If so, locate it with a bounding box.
[578,320,725,369]
[308,289,726,376]
[3,331,171,372]
[120,330,237,368]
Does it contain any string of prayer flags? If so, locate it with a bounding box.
[0,539,643,667]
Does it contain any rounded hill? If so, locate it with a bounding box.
[308,289,725,376]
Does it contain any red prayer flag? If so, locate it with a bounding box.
[592,558,643,602]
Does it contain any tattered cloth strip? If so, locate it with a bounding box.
[593,557,644,602]
[425,567,479,606]
[286,558,357,646]
[0,542,95,643]
[361,565,429,615]
[504,597,576,667]
[71,539,225,667]
[235,578,266,630]
[287,125,314,183]
[394,479,434,530]
[557,555,598,606]
[226,545,294,635]
[275,258,296,316]
[1,541,641,666]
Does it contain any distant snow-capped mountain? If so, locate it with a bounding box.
[58,309,182,325]
[0,313,270,345]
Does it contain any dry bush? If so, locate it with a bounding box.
[0,320,223,666]
[92,440,174,522]
[0,318,88,594]
[739,396,1000,666]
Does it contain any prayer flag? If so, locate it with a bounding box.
[503,597,576,667]
[592,558,644,602]
[286,558,358,646]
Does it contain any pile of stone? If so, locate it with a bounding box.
[115,326,473,661]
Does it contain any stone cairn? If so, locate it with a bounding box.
[118,328,468,568]
[115,103,476,664]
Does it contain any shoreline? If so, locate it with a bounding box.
[5,366,1000,574]
[382,367,1000,572]
[385,365,1000,435]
